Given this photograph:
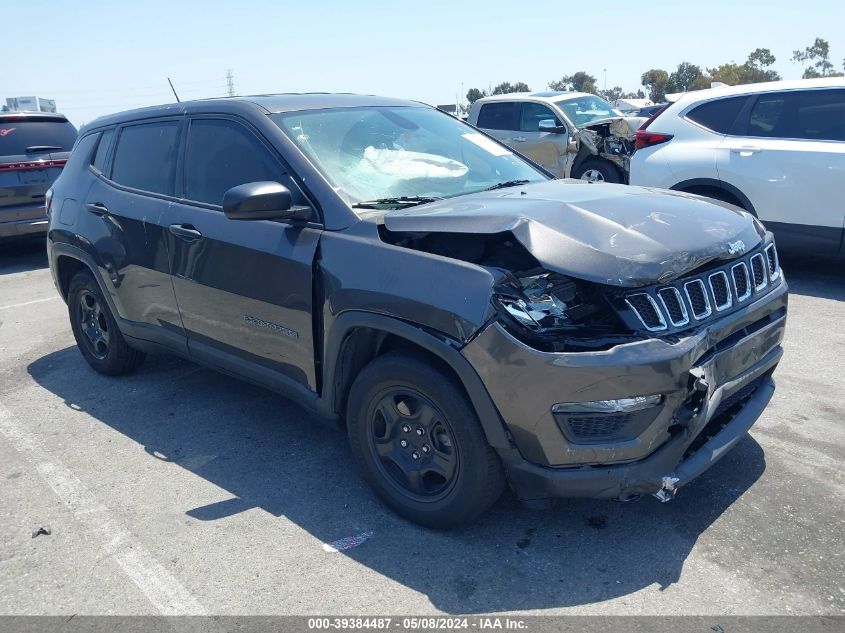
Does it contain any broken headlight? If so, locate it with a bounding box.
[492,272,578,333]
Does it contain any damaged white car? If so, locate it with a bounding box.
[468,91,645,183]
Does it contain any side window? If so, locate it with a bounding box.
[61,133,100,174]
[476,102,519,131]
[184,119,295,206]
[111,121,179,195]
[685,96,750,134]
[92,128,114,173]
[748,89,845,141]
[520,103,562,132]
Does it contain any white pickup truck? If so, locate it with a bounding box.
[467,91,645,183]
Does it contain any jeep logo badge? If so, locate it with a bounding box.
[727,240,746,255]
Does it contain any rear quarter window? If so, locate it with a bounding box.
[92,128,114,173]
[476,102,520,131]
[685,96,750,134]
[0,118,78,157]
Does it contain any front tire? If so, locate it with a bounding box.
[346,351,505,528]
[572,158,621,183]
[67,270,145,375]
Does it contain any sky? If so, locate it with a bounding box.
[4,0,844,126]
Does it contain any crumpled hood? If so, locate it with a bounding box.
[383,180,765,287]
[582,116,646,139]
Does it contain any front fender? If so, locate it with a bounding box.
[320,310,512,451]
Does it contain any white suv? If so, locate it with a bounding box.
[630,78,845,257]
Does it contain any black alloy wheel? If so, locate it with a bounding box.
[346,351,505,528]
[367,387,459,501]
[67,270,145,375]
[77,289,111,359]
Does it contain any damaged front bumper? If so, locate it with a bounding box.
[461,278,787,502]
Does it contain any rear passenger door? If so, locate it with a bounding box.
[717,88,845,254]
[84,119,185,348]
[166,117,322,392]
[475,101,521,146]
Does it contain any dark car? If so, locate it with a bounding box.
[632,103,669,119]
[46,94,787,527]
[1,112,77,241]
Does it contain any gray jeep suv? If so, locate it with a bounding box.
[46,94,787,527]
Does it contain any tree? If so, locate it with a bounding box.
[491,81,530,95]
[466,87,487,104]
[670,62,707,92]
[747,48,776,71]
[709,48,781,86]
[641,69,671,102]
[792,37,844,78]
[598,86,625,102]
[548,72,597,94]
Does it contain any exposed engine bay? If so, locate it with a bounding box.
[378,228,640,352]
[576,117,640,180]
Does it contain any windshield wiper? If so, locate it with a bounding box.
[352,196,442,209]
[484,179,530,191]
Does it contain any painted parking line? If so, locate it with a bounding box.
[0,296,60,311]
[0,402,208,616]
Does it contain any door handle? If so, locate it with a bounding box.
[86,202,109,216]
[169,223,203,241]
[730,146,762,155]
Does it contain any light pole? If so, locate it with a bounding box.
[603,68,607,93]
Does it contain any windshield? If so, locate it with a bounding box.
[271,106,547,208]
[553,95,622,127]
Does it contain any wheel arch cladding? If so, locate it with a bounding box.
[671,178,757,216]
[322,311,512,451]
[56,255,87,300]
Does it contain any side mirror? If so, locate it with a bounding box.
[538,119,567,134]
[222,181,311,221]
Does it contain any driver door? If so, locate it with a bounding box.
[516,102,570,177]
[165,116,321,391]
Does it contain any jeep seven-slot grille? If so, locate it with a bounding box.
[625,243,781,333]
[684,280,711,318]
[751,253,767,290]
[765,243,779,281]
[732,262,751,301]
[658,288,688,326]
[624,294,665,330]
[709,272,731,311]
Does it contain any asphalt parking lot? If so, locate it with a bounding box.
[0,238,843,616]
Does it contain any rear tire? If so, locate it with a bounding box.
[572,158,621,183]
[346,351,505,528]
[68,270,145,375]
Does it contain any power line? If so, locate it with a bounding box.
[226,69,235,97]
